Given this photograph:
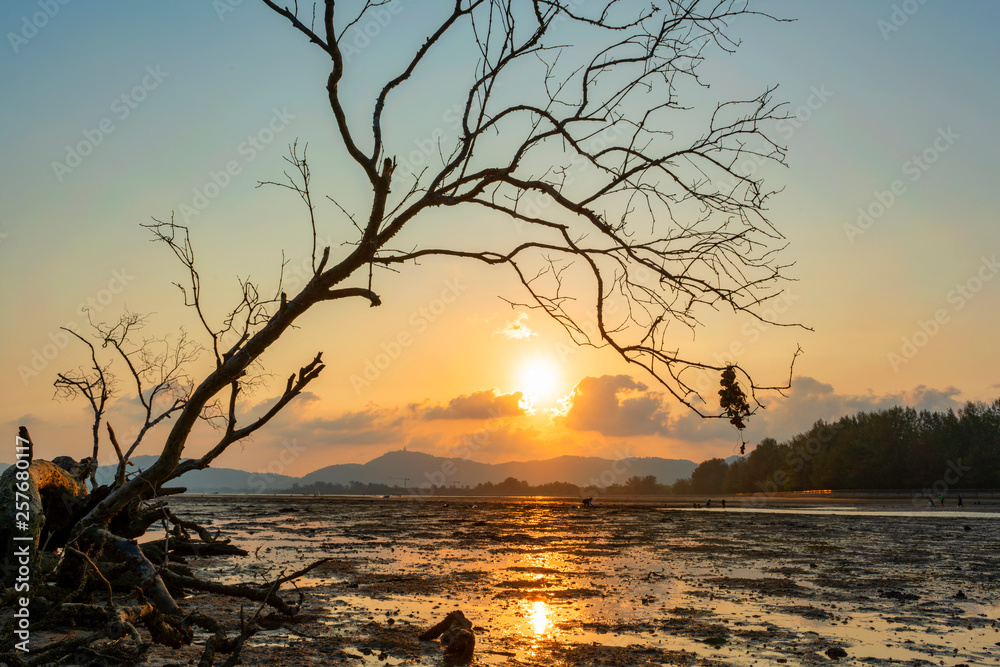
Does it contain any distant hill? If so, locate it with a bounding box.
[6,450,698,494]
[299,450,696,489]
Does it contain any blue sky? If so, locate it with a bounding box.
[1,1,998,473]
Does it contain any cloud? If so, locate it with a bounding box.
[300,405,405,445]
[668,375,967,445]
[244,390,321,418]
[7,414,39,428]
[448,423,547,459]
[495,312,537,340]
[560,375,670,437]
[422,389,527,420]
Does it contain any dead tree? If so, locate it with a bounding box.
[2,0,806,661]
[72,0,802,536]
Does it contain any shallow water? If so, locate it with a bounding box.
[158,495,1000,666]
[672,506,1000,519]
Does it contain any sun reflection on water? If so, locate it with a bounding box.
[530,600,549,636]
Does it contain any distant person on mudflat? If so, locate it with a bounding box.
[705,499,712,508]
[939,494,945,506]
[957,495,964,507]
[721,499,727,509]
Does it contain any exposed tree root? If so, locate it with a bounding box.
[161,557,331,617]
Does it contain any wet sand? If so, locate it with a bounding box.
[148,496,1000,666]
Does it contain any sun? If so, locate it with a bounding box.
[517,356,562,407]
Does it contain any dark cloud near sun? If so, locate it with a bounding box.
[422,389,527,420]
[560,375,670,437]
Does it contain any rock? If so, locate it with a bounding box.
[0,463,44,589]
[1,457,98,587]
[420,610,475,663]
[51,455,98,481]
[825,646,848,659]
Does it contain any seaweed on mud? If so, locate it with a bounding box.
[704,576,808,597]
[658,616,732,639]
[554,642,728,667]
[777,604,831,620]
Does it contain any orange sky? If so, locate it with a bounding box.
[2,2,999,476]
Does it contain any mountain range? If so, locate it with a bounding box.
[4,450,699,493]
[299,449,696,490]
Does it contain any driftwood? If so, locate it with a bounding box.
[161,557,330,617]
[1,532,280,666]
[0,430,315,666]
[78,526,181,616]
[168,538,249,557]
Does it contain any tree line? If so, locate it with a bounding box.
[283,475,671,497]
[677,400,1000,495]
[283,400,1000,499]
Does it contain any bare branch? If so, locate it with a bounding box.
[79,0,801,541]
[54,327,112,487]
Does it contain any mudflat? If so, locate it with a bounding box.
[147,495,999,666]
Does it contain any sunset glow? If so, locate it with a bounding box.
[0,2,996,476]
[4,3,999,665]
[517,357,563,408]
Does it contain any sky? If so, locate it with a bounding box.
[2,0,999,479]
